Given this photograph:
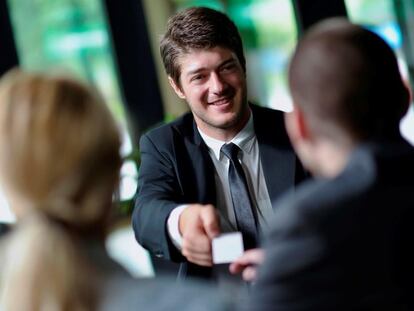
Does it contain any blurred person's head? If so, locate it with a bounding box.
[285,18,410,177]
[0,69,122,229]
[160,7,249,141]
[0,69,122,310]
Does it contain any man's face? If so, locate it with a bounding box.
[169,46,249,139]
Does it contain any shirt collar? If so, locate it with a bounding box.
[198,112,256,161]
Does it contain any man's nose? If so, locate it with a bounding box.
[209,72,227,94]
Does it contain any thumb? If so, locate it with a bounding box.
[200,205,220,239]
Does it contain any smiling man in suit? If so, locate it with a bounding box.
[132,6,305,282]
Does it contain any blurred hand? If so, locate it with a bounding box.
[229,248,265,282]
[179,204,220,266]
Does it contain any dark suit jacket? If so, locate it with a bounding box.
[132,104,305,278]
[246,139,414,311]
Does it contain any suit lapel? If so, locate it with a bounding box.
[190,138,216,205]
[252,105,297,208]
[174,114,217,206]
[258,142,296,205]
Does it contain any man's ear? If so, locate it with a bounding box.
[284,105,311,145]
[168,76,186,99]
[284,104,316,174]
[399,81,411,120]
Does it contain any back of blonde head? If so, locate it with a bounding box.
[0,69,122,311]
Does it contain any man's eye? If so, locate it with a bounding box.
[191,75,204,82]
[221,64,236,72]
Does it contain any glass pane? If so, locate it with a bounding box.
[172,0,297,112]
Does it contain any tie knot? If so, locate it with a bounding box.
[221,143,240,161]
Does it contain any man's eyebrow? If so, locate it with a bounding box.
[219,58,237,68]
[185,67,206,77]
[184,57,236,77]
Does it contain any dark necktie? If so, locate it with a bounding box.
[221,143,258,249]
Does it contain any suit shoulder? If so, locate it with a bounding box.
[251,104,285,119]
[274,161,375,232]
[140,112,193,144]
[250,104,290,145]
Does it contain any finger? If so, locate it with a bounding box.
[229,248,264,276]
[242,266,258,282]
[182,244,211,259]
[183,252,213,267]
[236,248,265,266]
[183,251,212,264]
[229,262,244,275]
[187,258,212,267]
[200,205,220,238]
[179,204,205,235]
[182,233,211,254]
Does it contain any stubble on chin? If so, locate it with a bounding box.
[203,102,250,131]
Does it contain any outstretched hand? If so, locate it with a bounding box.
[179,204,220,266]
[229,248,265,282]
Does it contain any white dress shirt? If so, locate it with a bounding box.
[167,113,273,249]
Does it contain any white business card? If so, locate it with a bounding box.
[212,232,244,264]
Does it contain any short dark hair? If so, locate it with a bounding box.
[160,7,246,87]
[289,18,409,141]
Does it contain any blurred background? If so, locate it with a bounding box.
[0,0,413,277]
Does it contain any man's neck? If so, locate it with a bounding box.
[202,127,240,142]
[312,139,355,178]
[196,108,251,142]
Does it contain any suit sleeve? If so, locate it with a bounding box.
[132,132,185,262]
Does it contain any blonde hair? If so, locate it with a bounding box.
[0,69,122,310]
